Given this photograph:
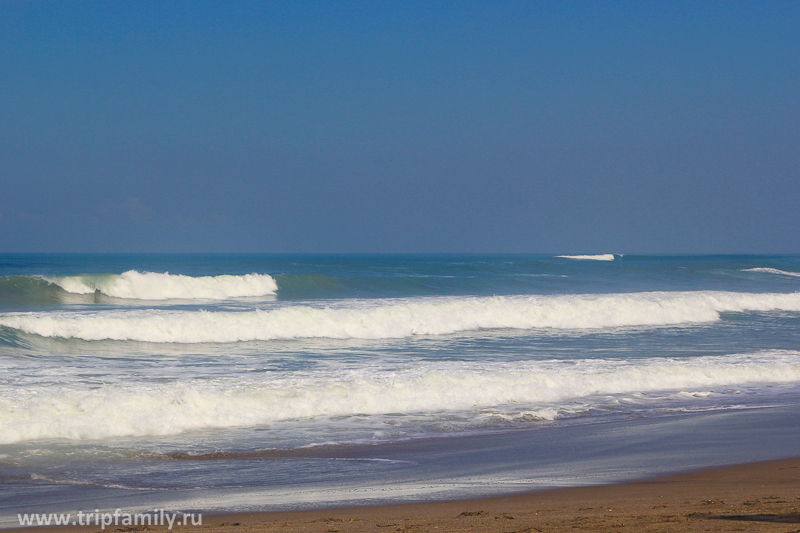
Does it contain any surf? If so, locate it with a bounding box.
[743,267,800,278]
[2,350,797,444]
[41,271,279,300]
[556,254,616,261]
[2,290,800,343]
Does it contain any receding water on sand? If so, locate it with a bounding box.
[2,404,799,526]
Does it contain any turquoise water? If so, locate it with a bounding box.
[1,254,799,521]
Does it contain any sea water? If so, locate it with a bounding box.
[1,254,799,523]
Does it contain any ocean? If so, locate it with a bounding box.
[1,253,799,524]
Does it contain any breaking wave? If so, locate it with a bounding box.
[1,291,799,343]
[1,351,797,443]
[42,271,278,300]
[557,254,616,261]
[744,268,800,278]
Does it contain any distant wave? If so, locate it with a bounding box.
[557,254,616,261]
[1,351,798,443]
[2,291,800,343]
[743,268,800,278]
[41,271,278,300]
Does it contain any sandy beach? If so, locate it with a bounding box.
[11,456,800,533]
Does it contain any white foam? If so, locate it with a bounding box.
[744,268,800,278]
[45,271,278,300]
[1,351,798,443]
[557,254,616,261]
[2,291,799,343]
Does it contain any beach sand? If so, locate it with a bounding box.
[11,456,800,533]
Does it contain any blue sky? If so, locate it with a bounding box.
[1,1,798,253]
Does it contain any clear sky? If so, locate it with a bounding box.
[1,1,798,253]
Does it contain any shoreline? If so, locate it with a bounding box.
[9,455,800,532]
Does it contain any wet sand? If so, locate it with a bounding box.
[11,456,800,532]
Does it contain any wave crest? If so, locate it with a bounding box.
[1,351,798,443]
[743,268,800,278]
[44,271,278,300]
[2,291,800,343]
[557,254,616,261]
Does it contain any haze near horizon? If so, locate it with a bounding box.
[1,1,798,253]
